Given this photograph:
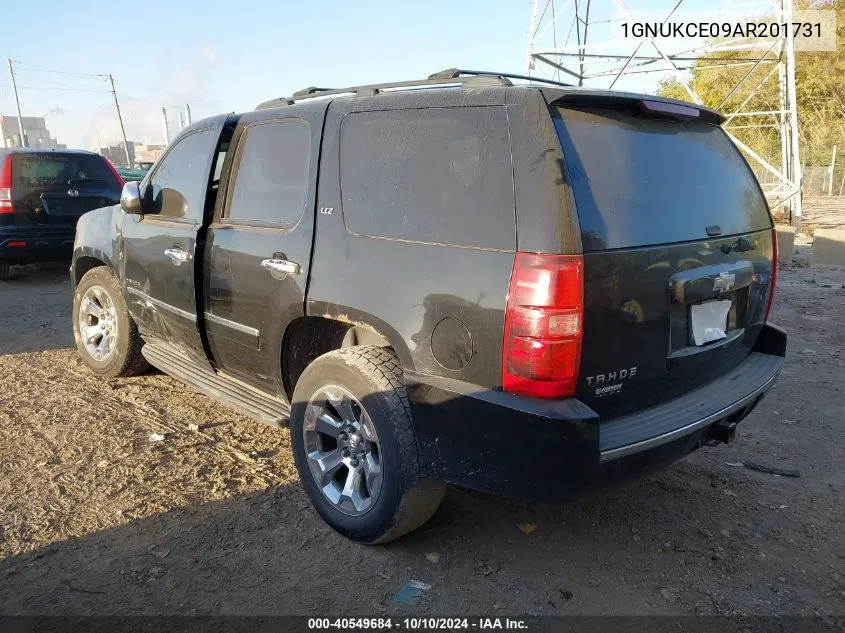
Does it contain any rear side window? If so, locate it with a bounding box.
[12,153,119,189]
[227,119,311,226]
[553,107,771,251]
[339,107,515,250]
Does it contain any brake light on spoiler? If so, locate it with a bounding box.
[503,253,584,399]
[640,100,700,119]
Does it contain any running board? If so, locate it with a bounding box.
[142,343,290,427]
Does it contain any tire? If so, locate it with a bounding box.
[72,267,149,377]
[290,346,445,543]
[0,261,10,281]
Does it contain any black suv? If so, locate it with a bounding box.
[71,70,786,543]
[0,148,124,280]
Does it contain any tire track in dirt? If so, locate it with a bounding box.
[0,348,298,557]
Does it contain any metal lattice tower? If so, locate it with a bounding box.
[526,0,803,224]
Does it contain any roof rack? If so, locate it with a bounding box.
[256,68,575,110]
[428,68,574,89]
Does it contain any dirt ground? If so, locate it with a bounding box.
[0,259,843,617]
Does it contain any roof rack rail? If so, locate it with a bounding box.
[428,68,574,89]
[292,86,334,97]
[256,68,573,110]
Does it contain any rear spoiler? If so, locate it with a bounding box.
[545,89,725,126]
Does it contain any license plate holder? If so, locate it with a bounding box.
[690,299,732,346]
[41,197,100,216]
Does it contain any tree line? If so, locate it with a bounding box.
[657,0,844,166]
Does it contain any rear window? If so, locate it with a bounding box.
[339,107,515,250]
[553,106,771,251]
[12,153,119,189]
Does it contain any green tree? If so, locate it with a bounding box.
[657,0,844,166]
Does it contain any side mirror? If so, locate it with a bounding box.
[120,181,143,215]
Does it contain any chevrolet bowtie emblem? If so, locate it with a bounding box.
[713,271,736,293]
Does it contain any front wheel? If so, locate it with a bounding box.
[72,267,149,377]
[290,346,444,543]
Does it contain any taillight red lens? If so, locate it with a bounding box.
[503,253,584,398]
[0,156,13,214]
[765,228,778,322]
[103,158,125,188]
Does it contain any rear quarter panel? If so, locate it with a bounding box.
[308,91,517,388]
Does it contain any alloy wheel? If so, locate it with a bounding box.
[302,386,383,515]
[78,285,119,362]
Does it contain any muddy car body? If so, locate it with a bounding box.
[71,70,786,542]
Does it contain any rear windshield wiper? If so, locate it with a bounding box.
[67,178,106,186]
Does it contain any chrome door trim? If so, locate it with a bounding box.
[204,312,260,337]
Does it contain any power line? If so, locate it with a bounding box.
[1,81,185,104]
[122,94,191,110]
[0,84,109,93]
[9,61,106,79]
[8,74,102,88]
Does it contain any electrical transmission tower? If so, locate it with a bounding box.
[526,0,803,224]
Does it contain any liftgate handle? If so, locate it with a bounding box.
[261,258,301,275]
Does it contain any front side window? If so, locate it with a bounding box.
[146,129,218,222]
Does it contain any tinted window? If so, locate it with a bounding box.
[553,107,771,251]
[12,153,120,190]
[227,120,310,225]
[147,129,217,222]
[339,107,515,249]
[212,141,229,184]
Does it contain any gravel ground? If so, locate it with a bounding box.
[0,260,843,616]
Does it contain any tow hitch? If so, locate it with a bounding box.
[705,420,737,446]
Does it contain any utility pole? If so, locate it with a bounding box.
[828,145,837,197]
[161,107,170,145]
[525,0,539,75]
[107,74,131,167]
[777,41,790,221]
[784,0,802,227]
[7,59,26,147]
[185,104,192,125]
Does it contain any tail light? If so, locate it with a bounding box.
[503,253,584,398]
[104,158,125,188]
[764,228,778,322]
[0,155,13,214]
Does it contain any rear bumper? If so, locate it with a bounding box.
[407,323,786,504]
[599,347,782,462]
[0,227,75,263]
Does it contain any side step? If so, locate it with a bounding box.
[142,343,290,427]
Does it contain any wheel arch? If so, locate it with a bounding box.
[280,312,397,400]
[72,250,112,286]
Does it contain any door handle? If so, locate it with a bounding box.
[261,258,301,278]
[164,248,191,266]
